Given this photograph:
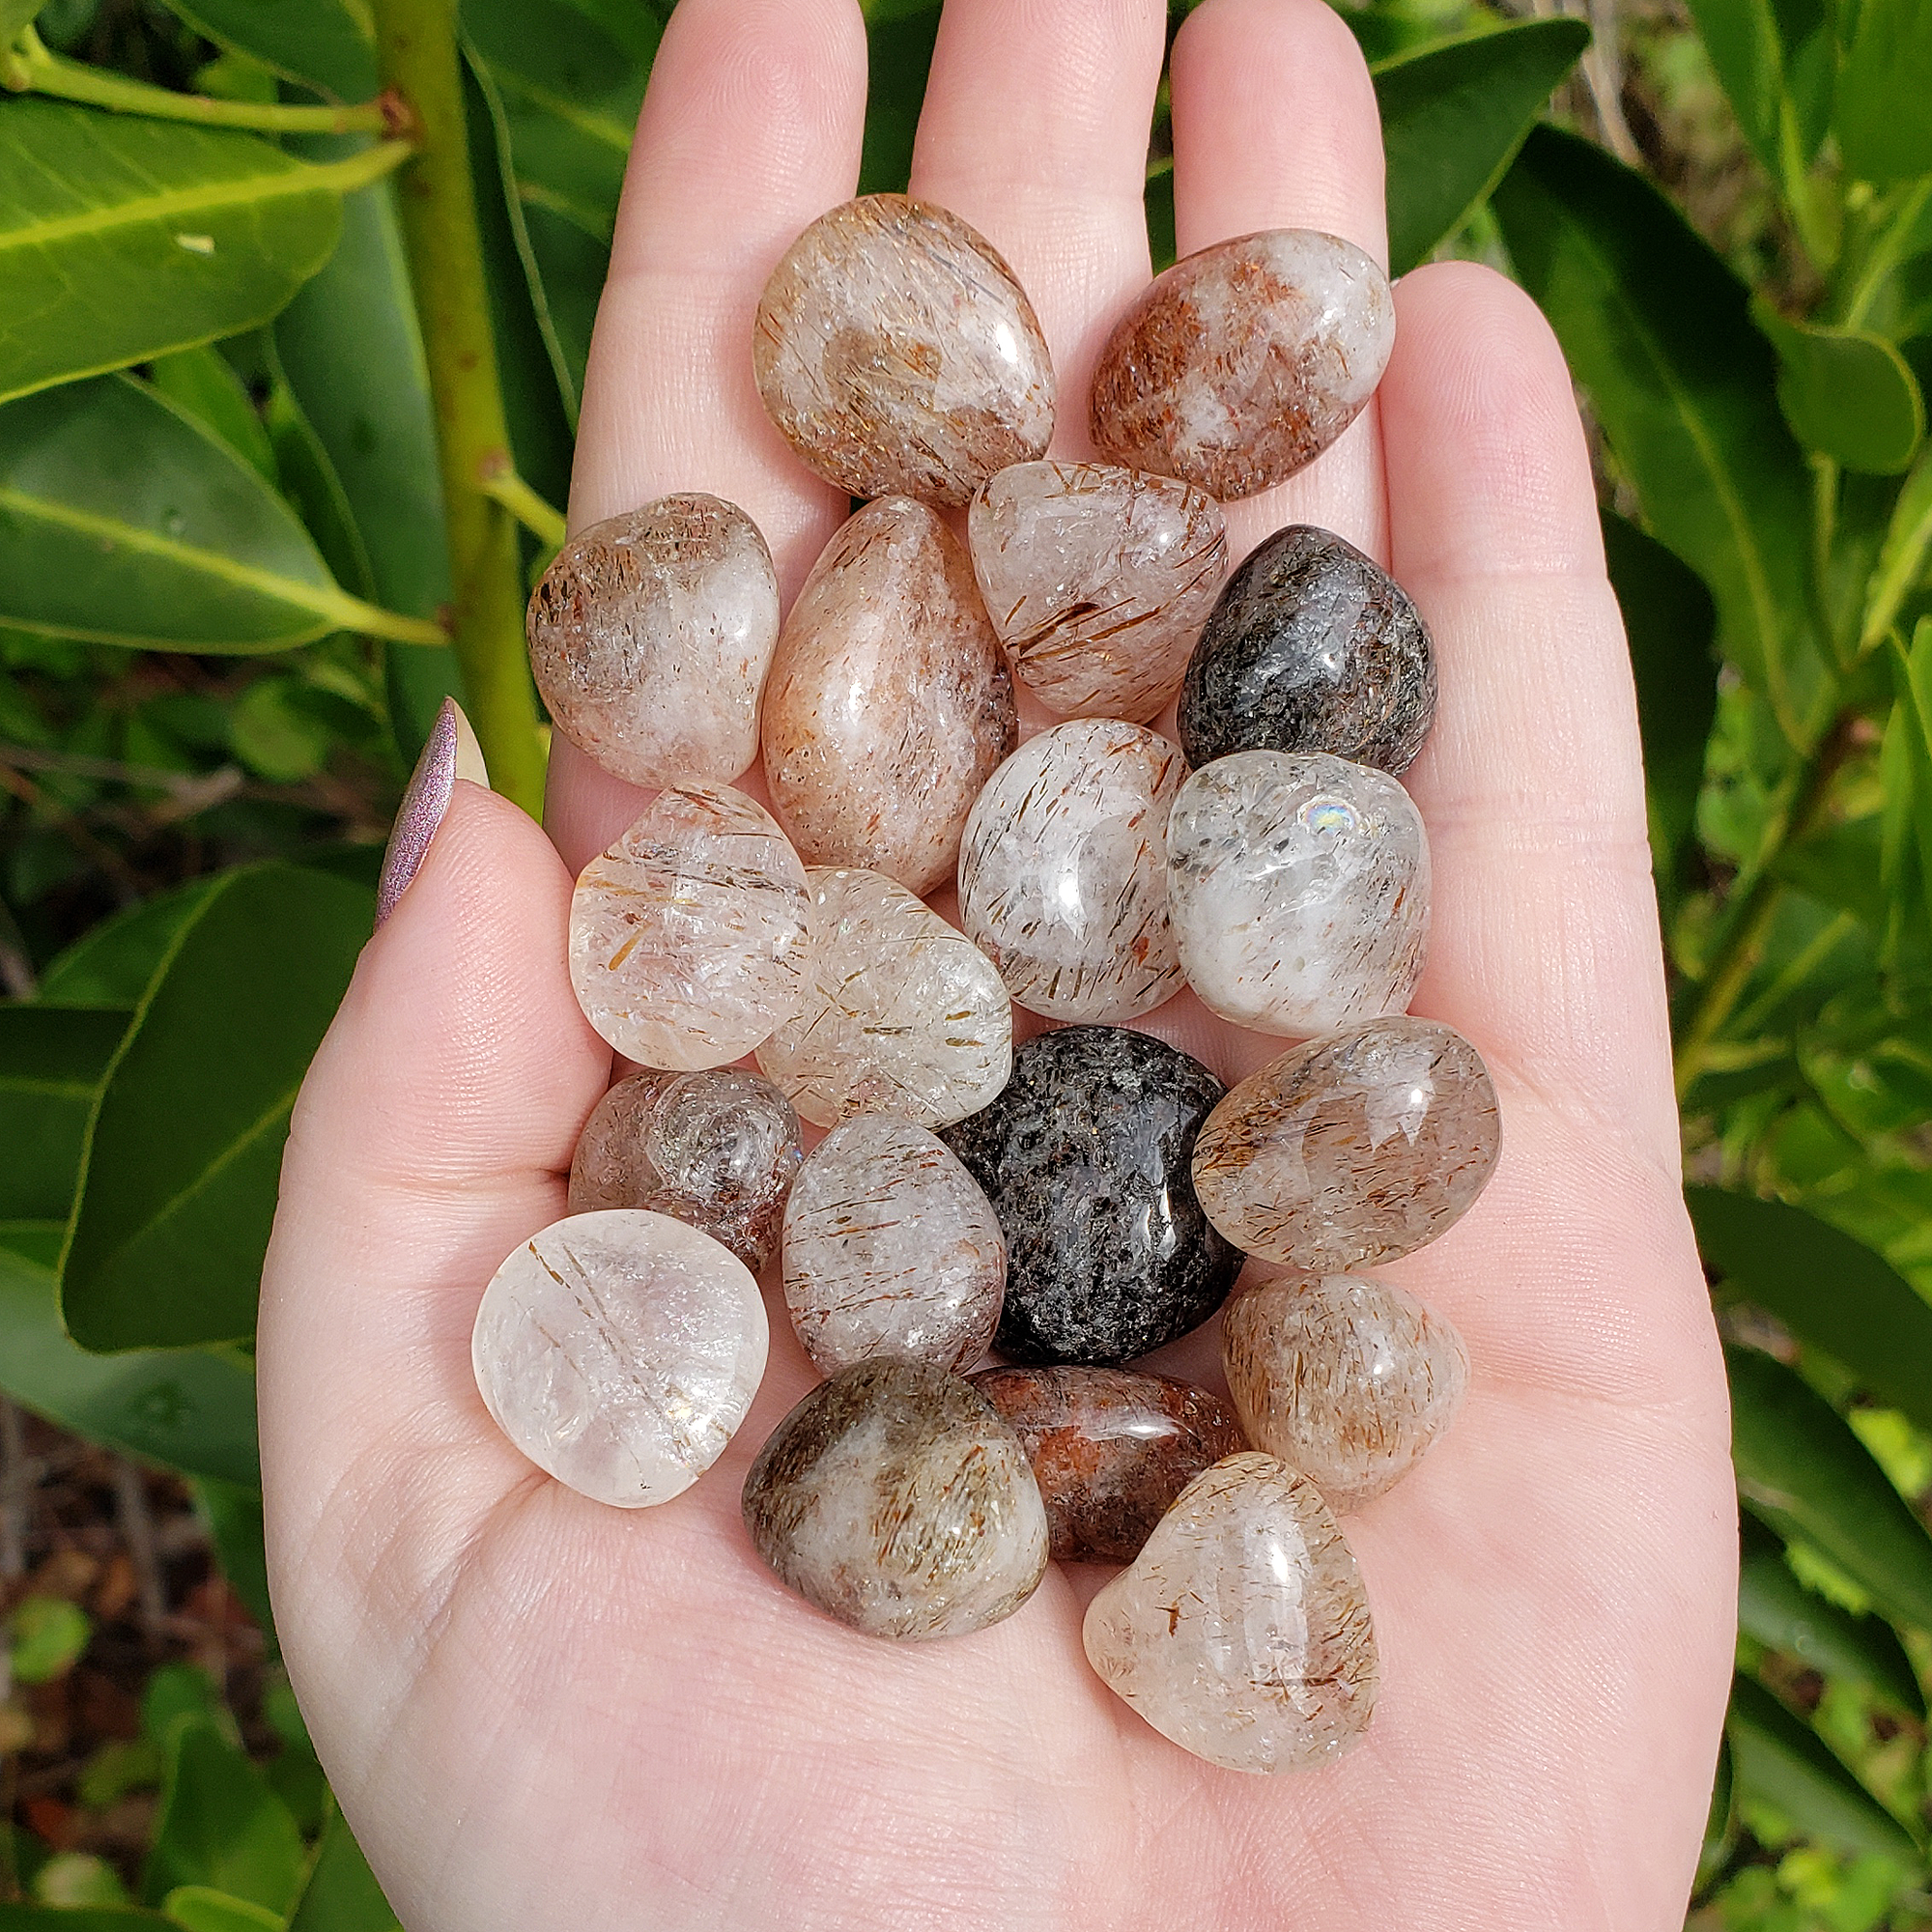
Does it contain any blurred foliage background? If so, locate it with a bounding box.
[0,0,1929,1923]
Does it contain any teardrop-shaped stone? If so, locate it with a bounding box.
[753,194,1056,506]
[755,867,1011,1129]
[1082,1451,1378,1772]
[1221,1270,1468,1511]
[1089,230,1394,500]
[1191,1018,1497,1270]
[761,497,1018,895]
[1179,526,1435,775]
[966,461,1226,721]
[742,1358,1049,1640]
[942,1027,1240,1365]
[526,494,779,789]
[1166,750,1428,1037]
[472,1210,769,1508]
[568,784,810,1069]
[568,1067,804,1274]
[782,1117,1006,1376]
[970,1366,1246,1564]
[958,720,1186,1024]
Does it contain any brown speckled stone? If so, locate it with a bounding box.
[970,1366,1246,1564]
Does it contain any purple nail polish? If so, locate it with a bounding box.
[377,697,462,924]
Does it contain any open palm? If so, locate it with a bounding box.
[258,0,1737,1923]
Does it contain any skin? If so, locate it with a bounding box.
[256,1,1738,1926]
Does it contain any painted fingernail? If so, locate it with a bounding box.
[377,697,489,924]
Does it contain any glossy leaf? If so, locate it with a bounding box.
[1372,18,1589,278]
[157,0,378,101]
[1835,0,1932,185]
[1725,1674,1922,1861]
[62,864,374,1352]
[1728,1344,1932,1633]
[1753,298,1925,473]
[142,1721,305,1916]
[1693,1187,1932,1431]
[0,1004,128,1242]
[161,1889,282,1932]
[1494,127,1823,737]
[147,349,276,485]
[0,1247,259,1487]
[0,102,353,405]
[285,1811,400,1932]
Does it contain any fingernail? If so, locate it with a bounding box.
[377,697,489,924]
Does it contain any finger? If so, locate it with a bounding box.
[906,0,1168,442]
[1167,0,1389,562]
[549,0,870,873]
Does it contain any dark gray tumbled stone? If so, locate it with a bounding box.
[941,1027,1241,1365]
[1178,526,1435,775]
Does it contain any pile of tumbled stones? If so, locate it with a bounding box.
[471,194,1501,1777]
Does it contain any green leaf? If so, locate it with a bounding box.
[1861,444,1932,651]
[0,376,429,657]
[8,1593,91,1683]
[35,1856,133,1911]
[858,2,939,196]
[162,1889,284,1932]
[0,1,42,47]
[61,863,373,1352]
[78,1739,165,1811]
[1889,619,1932,916]
[1725,1673,1922,1861]
[284,1811,398,1932]
[148,350,276,485]
[1752,298,1925,473]
[1835,0,1932,184]
[1493,126,1823,739]
[1371,19,1589,278]
[1740,1514,1926,1714]
[0,1915,167,1930]
[37,882,220,1008]
[0,1005,128,1235]
[1699,1733,1735,1883]
[157,0,377,101]
[143,1721,304,1917]
[263,378,375,602]
[0,1246,259,1488]
[1692,1187,1932,1432]
[144,1664,230,1747]
[1728,1344,1932,1633]
[0,101,374,405]
[1681,0,1832,183]
[190,1477,272,1636]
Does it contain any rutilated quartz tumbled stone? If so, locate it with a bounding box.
[1179,526,1436,775]
[568,784,810,1070]
[567,1067,804,1274]
[970,1366,1246,1564]
[942,1026,1240,1366]
[760,497,1018,896]
[1082,1451,1378,1773]
[957,719,1186,1024]
[1191,1017,1498,1270]
[966,461,1227,722]
[471,1210,769,1509]
[782,1116,1006,1376]
[526,494,780,790]
[742,1358,1050,1640]
[1088,230,1395,500]
[754,867,1011,1130]
[753,193,1056,507]
[1222,1268,1468,1511]
[1166,749,1429,1037]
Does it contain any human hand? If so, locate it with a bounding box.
[257,0,1737,1923]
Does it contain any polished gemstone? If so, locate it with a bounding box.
[567,1067,804,1274]
[966,461,1226,721]
[1089,229,1394,499]
[957,720,1186,1024]
[761,497,1017,896]
[1222,1269,1467,1510]
[1192,1018,1498,1269]
[942,1027,1239,1365]
[1082,1451,1378,1772]
[970,1366,1246,1564]
[741,1358,1049,1640]
[526,494,779,789]
[471,1209,768,1508]
[782,1116,1006,1376]
[568,785,810,1069]
[755,867,1011,1129]
[753,194,1055,506]
[1179,526,1435,774]
[1166,750,1429,1037]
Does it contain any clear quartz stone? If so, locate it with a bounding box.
[755,867,1011,1129]
[471,1209,769,1508]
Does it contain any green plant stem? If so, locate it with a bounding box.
[369,0,545,816]
[2,24,390,132]
[478,468,567,552]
